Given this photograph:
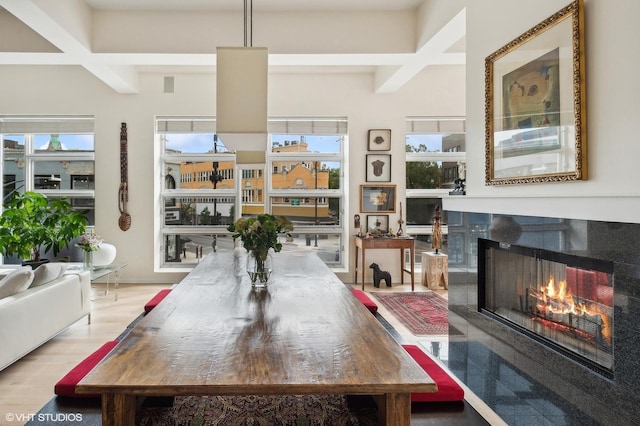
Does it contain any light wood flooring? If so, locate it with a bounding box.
[0,283,172,421]
[0,280,501,425]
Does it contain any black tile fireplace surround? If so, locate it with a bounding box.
[445,211,640,426]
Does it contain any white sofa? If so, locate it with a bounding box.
[0,267,91,371]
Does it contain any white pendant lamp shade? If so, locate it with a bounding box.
[216,46,268,160]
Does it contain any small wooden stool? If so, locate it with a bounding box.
[421,252,448,290]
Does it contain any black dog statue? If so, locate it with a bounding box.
[370,262,392,288]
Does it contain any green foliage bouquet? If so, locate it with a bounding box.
[227,214,293,256]
[227,214,293,284]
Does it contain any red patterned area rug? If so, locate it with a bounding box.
[373,292,455,336]
[136,394,377,426]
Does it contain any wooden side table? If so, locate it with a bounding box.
[354,236,415,291]
[421,252,448,290]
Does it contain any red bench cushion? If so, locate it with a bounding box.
[351,289,378,313]
[144,288,172,313]
[54,340,119,398]
[402,344,464,402]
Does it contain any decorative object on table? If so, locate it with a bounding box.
[118,122,132,231]
[365,154,391,182]
[367,129,391,151]
[485,0,586,185]
[431,206,442,253]
[449,162,466,195]
[92,242,117,267]
[0,191,88,268]
[369,263,391,288]
[360,184,396,213]
[245,251,273,286]
[77,231,102,270]
[227,214,293,287]
[366,215,388,235]
[396,201,404,236]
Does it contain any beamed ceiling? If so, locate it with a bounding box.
[0,0,465,94]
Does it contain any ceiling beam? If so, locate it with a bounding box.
[374,8,466,93]
[0,1,464,94]
[0,0,139,93]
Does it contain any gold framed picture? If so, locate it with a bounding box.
[485,0,586,185]
[360,184,396,213]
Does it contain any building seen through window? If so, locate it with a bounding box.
[157,118,346,270]
[1,116,96,264]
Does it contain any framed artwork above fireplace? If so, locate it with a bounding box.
[484,0,586,185]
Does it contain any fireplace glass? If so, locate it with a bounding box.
[479,239,614,375]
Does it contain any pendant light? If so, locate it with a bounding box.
[216,0,267,164]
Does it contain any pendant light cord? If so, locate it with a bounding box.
[243,0,253,47]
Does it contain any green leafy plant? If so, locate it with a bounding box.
[227,214,294,284]
[0,191,89,262]
[227,214,294,256]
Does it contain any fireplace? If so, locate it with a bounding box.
[478,238,614,377]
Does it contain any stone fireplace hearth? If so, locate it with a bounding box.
[444,211,640,425]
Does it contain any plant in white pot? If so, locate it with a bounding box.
[0,191,89,267]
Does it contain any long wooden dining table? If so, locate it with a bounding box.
[77,251,436,425]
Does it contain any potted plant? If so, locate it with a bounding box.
[0,191,89,266]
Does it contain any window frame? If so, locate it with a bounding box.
[0,116,96,265]
[405,117,466,261]
[155,116,349,272]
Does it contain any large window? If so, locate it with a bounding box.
[0,116,96,264]
[405,117,466,261]
[156,117,347,271]
[269,118,347,268]
[157,118,236,269]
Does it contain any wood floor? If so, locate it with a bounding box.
[0,283,172,420]
[0,281,500,425]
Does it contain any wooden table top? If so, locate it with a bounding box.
[77,251,435,397]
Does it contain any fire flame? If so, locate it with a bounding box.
[538,278,590,315]
[534,277,611,344]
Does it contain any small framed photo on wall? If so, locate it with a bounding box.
[366,154,391,182]
[368,129,391,151]
[366,215,389,233]
[360,184,396,213]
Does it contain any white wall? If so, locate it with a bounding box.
[6,0,637,283]
[448,0,640,224]
[0,62,465,283]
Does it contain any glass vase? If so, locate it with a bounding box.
[246,250,272,287]
[83,250,93,271]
